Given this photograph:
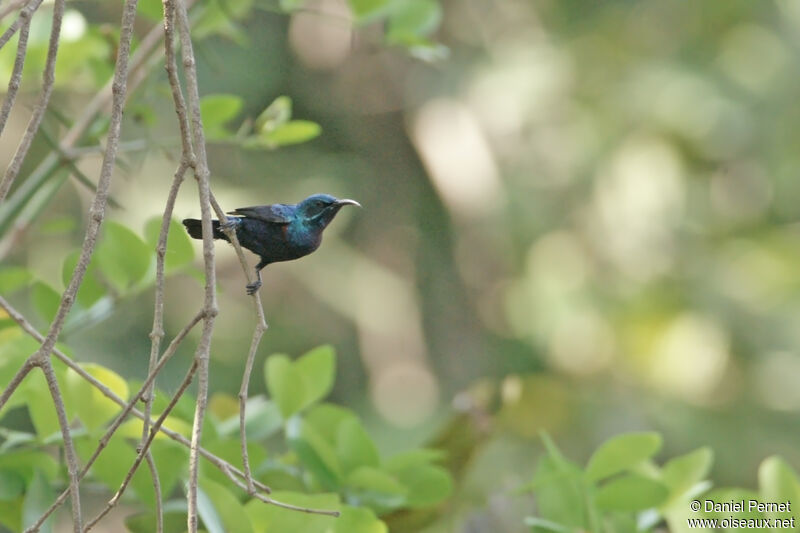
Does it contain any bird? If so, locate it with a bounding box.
[182,193,360,295]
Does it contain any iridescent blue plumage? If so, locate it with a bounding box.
[182,194,360,294]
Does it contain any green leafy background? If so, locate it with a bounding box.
[2,0,800,531]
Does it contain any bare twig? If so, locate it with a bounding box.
[37,358,83,532]
[0,0,139,529]
[226,468,340,516]
[0,0,40,51]
[0,2,31,136]
[144,453,163,533]
[0,296,279,528]
[0,0,59,204]
[171,1,220,530]
[141,159,190,533]
[84,360,199,532]
[21,309,205,533]
[207,193,270,491]
[0,1,184,248]
[20,0,138,358]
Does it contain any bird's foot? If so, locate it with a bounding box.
[246,280,262,295]
[220,219,238,232]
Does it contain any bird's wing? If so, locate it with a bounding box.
[227,204,293,224]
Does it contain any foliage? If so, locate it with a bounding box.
[524,432,800,533]
[0,333,452,531]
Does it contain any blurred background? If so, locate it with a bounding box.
[3,0,800,529]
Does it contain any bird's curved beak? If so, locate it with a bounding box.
[335,198,361,208]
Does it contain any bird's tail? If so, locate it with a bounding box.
[181,219,230,242]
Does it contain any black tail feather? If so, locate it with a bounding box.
[181,219,229,241]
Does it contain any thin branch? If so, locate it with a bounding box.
[0,1,184,250]
[19,0,139,366]
[0,0,40,51]
[0,0,29,22]
[144,453,164,533]
[37,358,82,532]
[21,309,205,533]
[226,467,340,517]
[0,296,272,494]
[37,126,123,209]
[0,0,60,204]
[84,360,199,532]
[162,0,194,161]
[0,2,31,136]
[140,157,191,533]
[173,1,218,530]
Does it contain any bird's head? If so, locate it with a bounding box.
[296,193,361,228]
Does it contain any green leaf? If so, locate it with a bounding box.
[198,478,254,533]
[74,433,134,497]
[295,344,336,410]
[585,432,663,482]
[386,0,441,42]
[144,217,195,271]
[22,470,54,533]
[196,482,226,533]
[266,354,305,419]
[216,396,283,440]
[137,0,164,20]
[0,451,59,484]
[265,347,337,419]
[333,505,387,533]
[384,448,446,471]
[255,95,292,133]
[200,94,244,140]
[200,438,266,489]
[304,403,357,442]
[392,463,452,508]
[286,417,342,489]
[31,281,60,322]
[96,221,151,291]
[0,267,32,292]
[0,334,38,412]
[347,0,392,25]
[344,466,408,512]
[0,500,22,533]
[524,516,573,533]
[125,501,187,533]
[22,370,60,439]
[62,251,106,307]
[337,417,380,474]
[661,447,713,499]
[117,414,193,440]
[192,0,254,39]
[530,454,590,528]
[595,474,669,511]
[279,0,305,11]
[244,491,339,533]
[65,363,128,431]
[759,456,800,520]
[0,469,25,501]
[129,440,188,508]
[252,120,321,149]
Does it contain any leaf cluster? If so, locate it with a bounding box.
[524,432,800,533]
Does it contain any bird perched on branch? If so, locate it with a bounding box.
[183,193,360,295]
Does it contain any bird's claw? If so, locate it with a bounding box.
[246,280,262,295]
[220,220,238,232]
